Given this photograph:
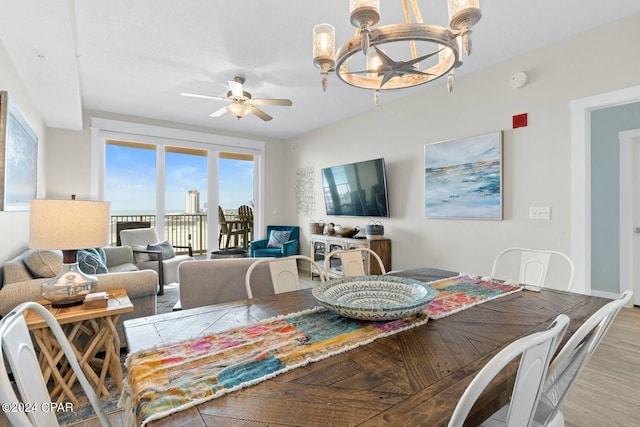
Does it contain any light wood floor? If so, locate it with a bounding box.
[3,291,638,426]
[562,305,640,426]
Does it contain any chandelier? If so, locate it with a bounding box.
[312,0,481,104]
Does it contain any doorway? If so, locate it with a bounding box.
[619,129,640,305]
[571,84,640,302]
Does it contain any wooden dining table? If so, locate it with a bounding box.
[123,269,609,426]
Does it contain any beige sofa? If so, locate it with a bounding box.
[1,246,158,346]
[178,258,275,310]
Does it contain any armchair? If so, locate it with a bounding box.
[249,225,300,258]
[119,227,193,295]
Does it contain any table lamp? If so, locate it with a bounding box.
[29,198,110,308]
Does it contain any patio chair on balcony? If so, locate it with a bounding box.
[238,204,254,242]
[120,227,193,295]
[218,206,244,249]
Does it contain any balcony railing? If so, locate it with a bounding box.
[110,214,209,255]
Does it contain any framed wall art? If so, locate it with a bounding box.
[424,130,503,220]
[0,91,38,211]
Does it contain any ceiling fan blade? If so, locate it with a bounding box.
[228,80,244,97]
[252,98,293,106]
[181,92,227,101]
[248,105,273,121]
[209,106,228,118]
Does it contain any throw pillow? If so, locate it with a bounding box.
[147,241,176,261]
[96,247,107,264]
[266,230,291,248]
[23,249,62,278]
[77,248,109,275]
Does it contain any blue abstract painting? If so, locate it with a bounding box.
[425,131,502,219]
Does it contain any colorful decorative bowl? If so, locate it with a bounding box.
[312,275,437,321]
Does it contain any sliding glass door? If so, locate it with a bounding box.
[165,146,208,254]
[219,153,254,248]
[105,140,255,253]
[105,140,157,244]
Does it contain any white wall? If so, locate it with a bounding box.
[286,13,640,287]
[46,126,92,200]
[0,40,47,265]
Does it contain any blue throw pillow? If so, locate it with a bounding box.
[266,230,291,248]
[147,241,176,261]
[77,248,108,274]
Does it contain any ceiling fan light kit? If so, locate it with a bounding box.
[312,0,481,103]
[181,76,292,121]
[226,103,251,119]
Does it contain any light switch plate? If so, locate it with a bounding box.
[530,206,551,220]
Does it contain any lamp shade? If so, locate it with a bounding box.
[29,199,110,250]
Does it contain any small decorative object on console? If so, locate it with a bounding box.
[333,225,360,238]
[84,291,109,309]
[312,275,437,321]
[309,220,324,235]
[365,220,384,239]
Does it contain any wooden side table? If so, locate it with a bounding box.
[24,289,133,406]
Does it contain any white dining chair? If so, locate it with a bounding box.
[324,247,386,278]
[448,314,570,427]
[0,302,111,427]
[245,255,325,299]
[532,290,633,427]
[490,247,575,291]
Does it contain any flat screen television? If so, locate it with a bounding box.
[321,157,390,217]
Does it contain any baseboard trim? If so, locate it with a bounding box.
[590,290,618,300]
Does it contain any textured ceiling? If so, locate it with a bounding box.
[1,1,640,139]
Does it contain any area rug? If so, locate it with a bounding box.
[122,275,521,426]
[156,283,180,314]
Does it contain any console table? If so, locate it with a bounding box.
[25,289,133,405]
[310,233,391,278]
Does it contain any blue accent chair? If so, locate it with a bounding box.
[250,225,300,258]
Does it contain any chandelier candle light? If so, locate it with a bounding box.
[30,198,110,308]
[313,0,481,103]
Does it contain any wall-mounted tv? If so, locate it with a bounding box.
[321,157,390,217]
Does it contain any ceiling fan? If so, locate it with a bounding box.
[181,76,292,121]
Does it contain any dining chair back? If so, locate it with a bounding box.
[218,206,244,249]
[491,247,575,291]
[0,302,111,427]
[246,255,324,299]
[533,290,633,427]
[324,247,386,278]
[448,314,570,427]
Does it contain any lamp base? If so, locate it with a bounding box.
[41,257,98,308]
[51,299,86,309]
